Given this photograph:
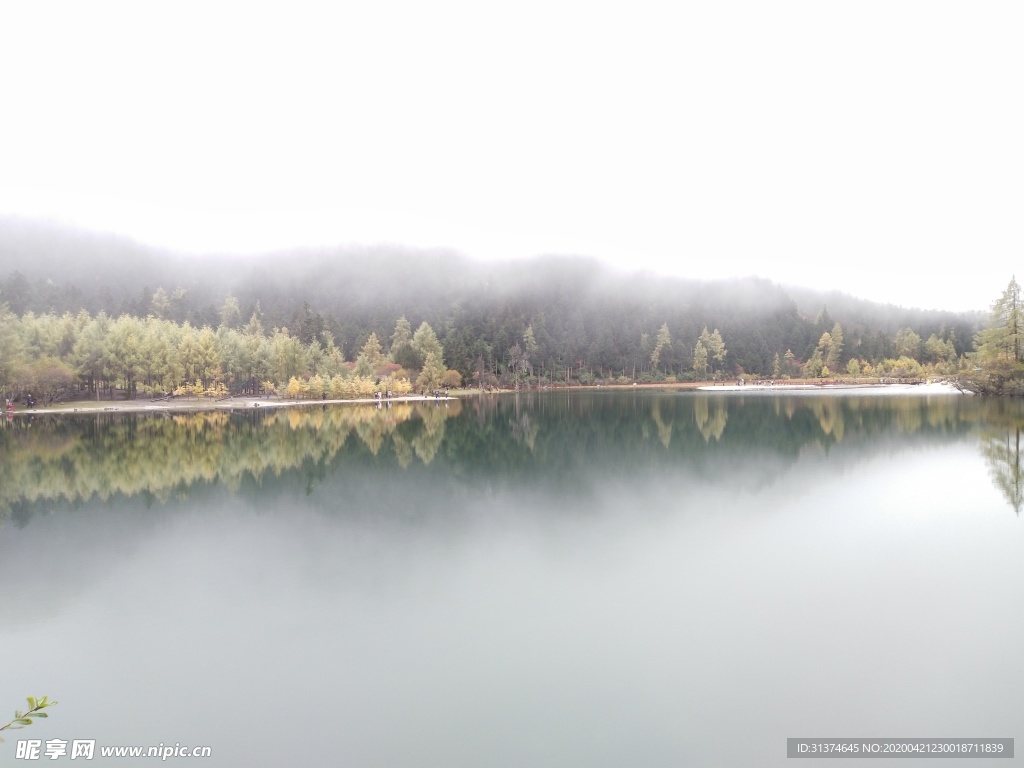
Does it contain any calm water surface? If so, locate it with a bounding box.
[1,391,1021,767]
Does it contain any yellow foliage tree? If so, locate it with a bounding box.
[285,377,309,399]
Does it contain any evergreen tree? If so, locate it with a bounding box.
[523,325,539,361]
[698,327,727,374]
[783,348,798,378]
[894,327,923,361]
[243,309,264,339]
[412,322,444,368]
[804,348,824,378]
[827,322,844,369]
[638,333,652,375]
[924,333,956,365]
[355,332,386,378]
[151,287,170,320]
[219,296,241,330]
[650,323,672,374]
[978,278,1023,365]
[970,277,1024,394]
[693,341,709,379]
[418,350,445,391]
[390,316,414,365]
[506,343,525,389]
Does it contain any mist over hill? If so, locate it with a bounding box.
[0,217,983,378]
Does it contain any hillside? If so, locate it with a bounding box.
[0,217,982,379]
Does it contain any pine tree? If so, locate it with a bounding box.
[827,322,843,369]
[894,327,923,361]
[390,316,414,364]
[355,332,386,378]
[650,323,672,374]
[698,327,727,374]
[978,277,1023,365]
[218,296,241,330]
[151,287,171,320]
[418,350,445,391]
[412,322,444,369]
[523,325,538,360]
[971,277,1024,394]
[693,341,709,379]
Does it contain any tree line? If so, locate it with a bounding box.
[0,292,979,404]
[0,307,468,403]
[0,219,988,401]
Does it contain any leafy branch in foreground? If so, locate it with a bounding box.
[0,697,57,743]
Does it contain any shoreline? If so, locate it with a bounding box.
[7,394,456,417]
[695,381,964,394]
[6,379,966,417]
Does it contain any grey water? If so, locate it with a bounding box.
[1,391,1021,767]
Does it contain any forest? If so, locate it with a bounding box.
[0,217,989,402]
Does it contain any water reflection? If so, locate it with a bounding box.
[1,392,1021,768]
[976,398,1024,516]
[693,395,727,442]
[3,392,1024,520]
[0,401,461,518]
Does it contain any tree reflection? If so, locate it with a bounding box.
[982,429,1024,515]
[809,399,844,440]
[977,399,1024,516]
[2,392,1017,522]
[0,403,461,516]
[412,402,449,464]
[693,396,728,443]
[509,394,539,452]
[651,398,674,448]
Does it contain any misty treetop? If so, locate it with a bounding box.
[0,217,984,401]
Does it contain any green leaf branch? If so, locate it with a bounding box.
[0,697,57,743]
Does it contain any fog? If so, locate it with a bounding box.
[2,4,1021,311]
[0,215,982,332]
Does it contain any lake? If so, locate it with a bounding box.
[1,390,1021,767]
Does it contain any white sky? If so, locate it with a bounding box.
[1,1,1020,312]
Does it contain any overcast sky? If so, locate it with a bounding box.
[1,1,1020,312]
